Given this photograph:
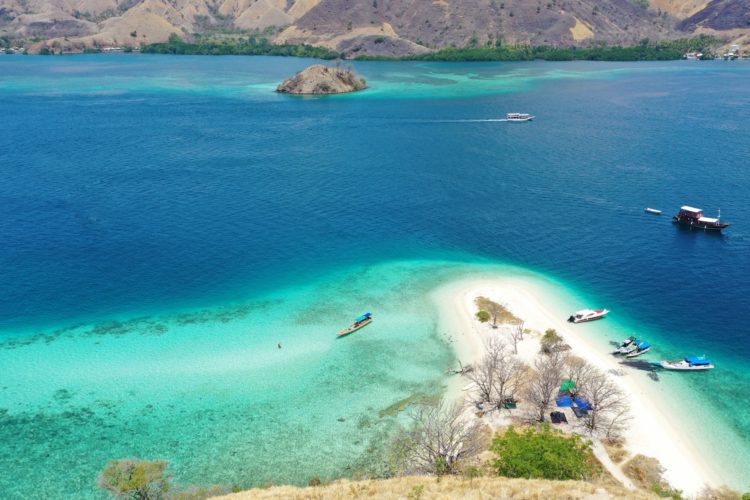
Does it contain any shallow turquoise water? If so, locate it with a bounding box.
[1,55,749,496]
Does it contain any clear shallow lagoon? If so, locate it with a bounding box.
[1,55,749,497]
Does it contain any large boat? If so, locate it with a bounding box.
[568,309,609,323]
[660,356,714,371]
[672,206,729,231]
[506,113,534,122]
[626,341,651,358]
[338,313,373,338]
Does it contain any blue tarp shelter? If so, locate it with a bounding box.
[556,396,574,407]
[574,397,593,411]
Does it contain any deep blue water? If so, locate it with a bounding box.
[1,55,749,494]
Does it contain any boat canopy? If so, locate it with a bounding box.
[680,206,702,213]
[687,356,711,365]
[698,217,719,223]
[355,313,372,322]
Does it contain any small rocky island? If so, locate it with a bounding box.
[276,64,367,95]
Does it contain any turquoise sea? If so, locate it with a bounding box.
[1,55,749,497]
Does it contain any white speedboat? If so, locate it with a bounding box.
[506,113,534,122]
[645,208,662,215]
[626,341,651,358]
[660,356,714,371]
[568,309,609,323]
[614,336,637,355]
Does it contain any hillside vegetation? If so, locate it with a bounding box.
[0,0,746,55]
[212,475,657,500]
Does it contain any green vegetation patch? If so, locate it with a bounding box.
[490,425,598,480]
[358,36,720,62]
[142,34,341,59]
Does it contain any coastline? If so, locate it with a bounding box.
[431,273,724,496]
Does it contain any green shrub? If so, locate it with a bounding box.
[475,310,491,323]
[98,459,171,499]
[490,425,595,480]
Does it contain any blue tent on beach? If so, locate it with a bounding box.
[556,396,574,407]
[574,397,592,411]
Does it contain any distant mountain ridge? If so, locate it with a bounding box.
[0,0,747,54]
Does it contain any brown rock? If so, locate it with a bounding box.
[276,64,367,95]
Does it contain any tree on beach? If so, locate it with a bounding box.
[509,321,524,354]
[493,348,527,406]
[98,459,171,499]
[564,356,597,396]
[466,337,527,407]
[540,328,564,354]
[475,296,518,327]
[389,399,489,476]
[524,352,566,422]
[466,336,504,403]
[578,368,630,440]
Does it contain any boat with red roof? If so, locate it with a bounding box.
[567,309,609,323]
[672,206,729,231]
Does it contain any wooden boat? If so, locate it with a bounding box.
[645,208,662,215]
[338,313,373,337]
[672,206,729,231]
[660,355,714,371]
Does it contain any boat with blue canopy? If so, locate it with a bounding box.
[338,313,373,337]
[626,341,651,358]
[660,355,714,371]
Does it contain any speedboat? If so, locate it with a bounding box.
[614,336,638,355]
[568,309,609,323]
[626,341,651,358]
[645,208,662,215]
[660,355,714,371]
[338,313,373,337]
[506,112,534,122]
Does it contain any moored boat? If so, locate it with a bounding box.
[672,206,729,231]
[506,112,534,122]
[338,313,373,337]
[614,336,638,355]
[626,341,651,358]
[660,355,714,371]
[568,309,609,323]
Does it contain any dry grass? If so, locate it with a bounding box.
[603,440,629,464]
[213,475,658,500]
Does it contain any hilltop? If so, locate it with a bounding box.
[213,475,657,500]
[0,0,747,55]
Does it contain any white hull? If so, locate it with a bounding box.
[660,361,714,371]
[626,347,650,358]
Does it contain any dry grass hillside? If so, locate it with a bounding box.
[1,0,746,54]
[650,0,750,49]
[213,475,658,500]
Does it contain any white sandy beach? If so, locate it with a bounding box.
[430,275,723,497]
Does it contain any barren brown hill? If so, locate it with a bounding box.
[212,475,658,500]
[0,0,747,54]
